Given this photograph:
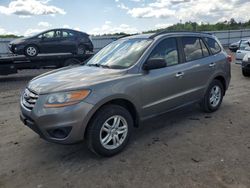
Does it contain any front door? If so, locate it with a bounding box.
[39,30,63,54]
[140,37,185,117]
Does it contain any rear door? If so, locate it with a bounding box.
[175,37,216,102]
[60,30,78,53]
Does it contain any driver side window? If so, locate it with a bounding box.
[149,38,179,66]
[43,31,55,39]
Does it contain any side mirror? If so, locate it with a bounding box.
[143,58,167,71]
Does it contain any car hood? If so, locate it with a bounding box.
[10,37,29,45]
[28,65,127,94]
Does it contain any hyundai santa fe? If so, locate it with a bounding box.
[20,31,231,156]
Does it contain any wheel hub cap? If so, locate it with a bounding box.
[100,115,128,150]
[27,47,37,56]
[209,85,222,107]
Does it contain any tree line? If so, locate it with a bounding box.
[1,18,250,38]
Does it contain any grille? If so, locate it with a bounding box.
[22,89,39,110]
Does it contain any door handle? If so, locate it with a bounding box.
[175,72,184,78]
[209,62,216,67]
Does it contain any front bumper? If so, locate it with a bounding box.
[20,94,95,144]
[8,44,25,55]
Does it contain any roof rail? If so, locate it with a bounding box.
[149,30,213,39]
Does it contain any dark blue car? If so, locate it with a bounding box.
[9,29,93,57]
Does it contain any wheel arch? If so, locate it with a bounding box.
[25,43,40,53]
[205,73,227,96]
[214,75,226,95]
[83,97,140,139]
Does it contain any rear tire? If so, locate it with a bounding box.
[86,104,133,157]
[242,69,250,77]
[25,45,38,57]
[77,45,86,55]
[200,80,224,113]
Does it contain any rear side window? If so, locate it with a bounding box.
[149,38,179,66]
[182,37,203,61]
[62,31,75,38]
[205,37,221,54]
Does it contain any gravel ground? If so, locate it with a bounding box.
[0,60,250,188]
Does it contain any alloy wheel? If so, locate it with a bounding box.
[209,85,222,108]
[99,115,128,150]
[26,47,37,56]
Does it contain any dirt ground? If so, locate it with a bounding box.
[0,60,250,188]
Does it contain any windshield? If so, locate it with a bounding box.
[87,38,152,69]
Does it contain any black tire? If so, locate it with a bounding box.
[86,104,133,157]
[242,69,250,77]
[200,79,224,113]
[77,45,86,55]
[24,45,38,57]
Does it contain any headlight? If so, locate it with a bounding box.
[44,90,90,108]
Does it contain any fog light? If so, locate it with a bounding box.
[47,127,72,139]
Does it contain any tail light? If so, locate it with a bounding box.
[227,55,232,63]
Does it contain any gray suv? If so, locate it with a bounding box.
[20,32,231,156]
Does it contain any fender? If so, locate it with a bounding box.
[81,94,140,137]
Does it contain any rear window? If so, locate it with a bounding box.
[205,37,221,54]
[182,37,203,61]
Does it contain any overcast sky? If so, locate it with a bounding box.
[0,0,250,36]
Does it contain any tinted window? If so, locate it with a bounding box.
[205,37,221,54]
[182,37,203,61]
[200,39,209,57]
[149,38,179,66]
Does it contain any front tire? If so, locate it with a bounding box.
[25,45,38,57]
[200,80,224,113]
[86,104,133,157]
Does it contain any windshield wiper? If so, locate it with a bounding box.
[99,64,111,69]
[87,63,100,67]
[87,64,111,69]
